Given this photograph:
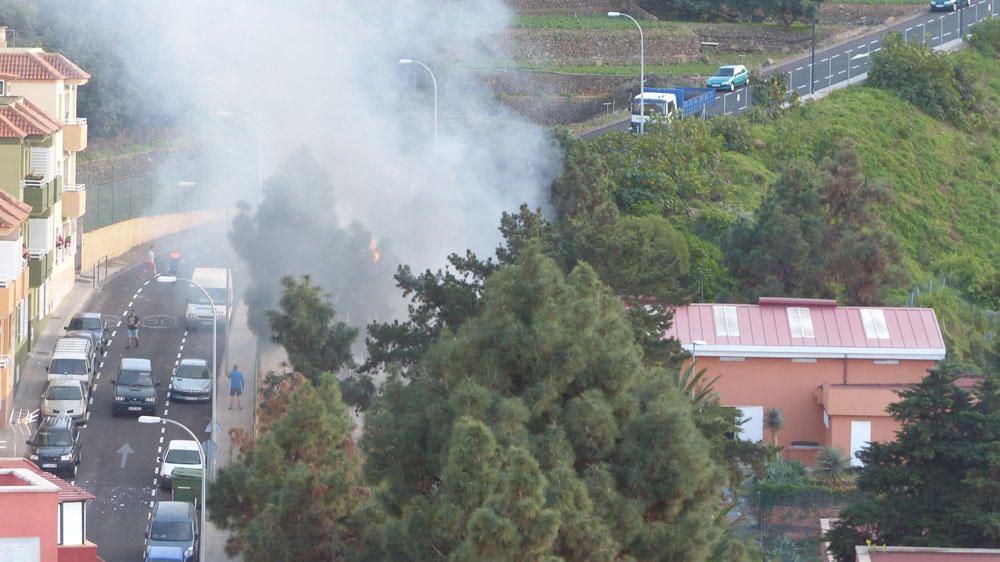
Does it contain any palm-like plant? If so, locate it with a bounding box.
[765,407,784,446]
[812,446,853,488]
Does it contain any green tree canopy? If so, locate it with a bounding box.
[266,274,357,382]
[207,373,367,561]
[362,247,738,561]
[826,368,1000,560]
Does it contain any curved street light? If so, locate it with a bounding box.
[609,12,645,134]
[138,416,206,562]
[399,58,438,142]
[156,274,219,481]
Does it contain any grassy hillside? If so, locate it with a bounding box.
[583,48,999,368]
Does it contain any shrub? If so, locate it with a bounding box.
[968,17,1000,57]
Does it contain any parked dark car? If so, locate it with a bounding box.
[147,501,198,562]
[26,415,82,478]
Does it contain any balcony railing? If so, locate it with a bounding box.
[0,355,10,369]
[64,117,88,125]
[63,183,86,192]
[28,249,47,260]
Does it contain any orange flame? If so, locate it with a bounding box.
[369,236,381,264]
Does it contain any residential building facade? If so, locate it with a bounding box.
[0,458,99,562]
[0,32,89,427]
[0,190,31,426]
[666,297,946,465]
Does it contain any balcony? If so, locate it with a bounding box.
[22,175,59,217]
[63,118,88,152]
[63,184,86,218]
[0,263,28,317]
[28,250,52,288]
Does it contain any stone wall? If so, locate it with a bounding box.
[494,28,702,65]
[80,210,228,271]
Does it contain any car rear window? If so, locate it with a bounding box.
[150,521,192,541]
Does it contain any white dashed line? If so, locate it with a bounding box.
[111,330,117,338]
[157,446,162,454]
[88,396,94,405]
[795,66,803,71]
[136,287,143,294]
[127,301,133,308]
[163,409,169,416]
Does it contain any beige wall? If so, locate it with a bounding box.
[7,80,62,118]
[80,210,228,271]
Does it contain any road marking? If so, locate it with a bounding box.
[820,57,829,63]
[164,409,169,416]
[92,384,98,392]
[157,446,162,454]
[99,361,104,368]
[116,443,135,468]
[127,301,133,308]
[151,489,156,497]
[795,66,803,71]
[86,411,91,420]
[905,27,912,33]
[136,287,143,294]
[89,396,94,405]
[161,427,165,434]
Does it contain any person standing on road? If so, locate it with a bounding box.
[143,247,156,279]
[227,365,245,410]
[125,309,141,349]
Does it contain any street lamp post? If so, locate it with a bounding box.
[608,11,644,134]
[398,59,438,142]
[215,111,263,194]
[157,274,218,480]
[138,416,206,562]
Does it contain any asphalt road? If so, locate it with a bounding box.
[70,225,240,562]
[585,0,998,137]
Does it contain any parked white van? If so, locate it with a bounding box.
[184,267,232,331]
[47,336,95,390]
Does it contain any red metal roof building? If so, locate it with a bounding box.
[666,298,946,465]
[0,458,101,562]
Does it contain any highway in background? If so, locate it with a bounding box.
[68,224,240,562]
[584,0,998,137]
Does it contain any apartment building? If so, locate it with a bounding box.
[0,28,89,315]
[0,189,31,427]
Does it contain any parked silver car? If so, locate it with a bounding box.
[169,359,211,402]
[65,312,109,352]
[40,379,88,425]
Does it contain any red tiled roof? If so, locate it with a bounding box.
[0,96,60,139]
[666,298,946,360]
[0,459,95,502]
[38,53,90,80]
[0,188,31,230]
[0,51,89,81]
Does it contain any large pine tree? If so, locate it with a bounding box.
[362,247,731,561]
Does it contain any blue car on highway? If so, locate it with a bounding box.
[707,65,749,91]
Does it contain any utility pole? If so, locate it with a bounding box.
[810,1,818,94]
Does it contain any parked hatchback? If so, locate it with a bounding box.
[707,64,749,91]
[26,415,82,478]
[65,312,109,352]
[40,379,88,425]
[159,440,203,490]
[169,359,211,402]
[147,501,198,562]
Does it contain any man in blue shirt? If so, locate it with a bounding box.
[227,365,245,410]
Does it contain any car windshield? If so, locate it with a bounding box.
[68,317,102,331]
[46,385,83,401]
[188,287,227,305]
[150,521,192,541]
[632,100,666,116]
[118,369,153,386]
[715,67,735,76]
[34,430,73,447]
[165,449,201,465]
[49,359,88,375]
[175,364,209,380]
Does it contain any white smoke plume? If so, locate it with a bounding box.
[81,0,561,326]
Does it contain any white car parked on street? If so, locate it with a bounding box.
[159,440,203,490]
